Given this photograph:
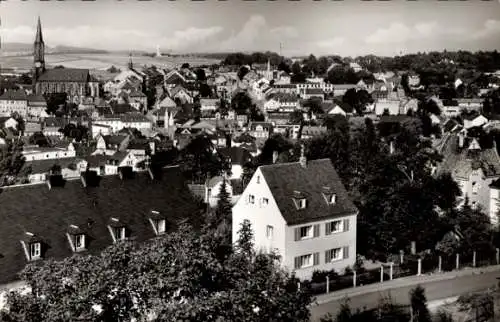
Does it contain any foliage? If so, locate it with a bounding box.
[59,124,89,142]
[289,110,304,125]
[231,91,253,115]
[222,51,287,67]
[342,88,373,115]
[206,179,232,244]
[0,138,26,186]
[181,63,190,69]
[29,132,50,147]
[457,291,494,322]
[326,65,359,84]
[195,68,206,82]
[106,65,121,73]
[0,221,312,322]
[177,135,229,183]
[44,93,68,115]
[409,286,432,322]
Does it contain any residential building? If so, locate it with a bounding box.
[438,135,500,220]
[93,134,130,156]
[0,166,202,286]
[464,114,489,130]
[457,98,483,112]
[22,157,87,184]
[200,98,219,112]
[303,88,325,101]
[91,113,152,136]
[248,122,273,139]
[332,84,357,97]
[169,85,193,104]
[232,155,358,280]
[22,142,76,161]
[300,126,328,139]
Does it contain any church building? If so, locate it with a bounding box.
[32,17,100,104]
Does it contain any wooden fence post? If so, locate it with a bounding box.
[438,256,442,273]
[473,251,476,268]
[389,262,394,280]
[353,270,357,288]
[400,250,404,264]
[456,253,460,270]
[326,276,329,294]
[380,265,384,283]
[417,259,422,276]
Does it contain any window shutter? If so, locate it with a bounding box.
[294,256,300,269]
[325,250,331,263]
[343,246,349,259]
[325,223,331,235]
[313,252,319,265]
[313,224,320,237]
[294,228,300,241]
[343,219,350,232]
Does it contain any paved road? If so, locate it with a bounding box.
[310,270,500,321]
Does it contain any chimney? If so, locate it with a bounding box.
[272,151,279,164]
[299,144,307,168]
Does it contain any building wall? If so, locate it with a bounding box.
[230,164,243,180]
[23,148,76,161]
[456,169,498,213]
[489,187,500,226]
[0,99,28,117]
[232,168,287,263]
[375,100,400,115]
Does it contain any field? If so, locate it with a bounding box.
[0,53,221,73]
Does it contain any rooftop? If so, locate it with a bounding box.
[37,68,90,83]
[259,159,358,225]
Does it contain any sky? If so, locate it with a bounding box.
[2,0,500,57]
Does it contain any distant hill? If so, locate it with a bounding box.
[1,43,109,55]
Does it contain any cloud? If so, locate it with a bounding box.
[1,25,223,52]
[471,19,500,39]
[270,26,299,39]
[365,21,470,44]
[315,37,345,49]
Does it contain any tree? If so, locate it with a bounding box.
[231,92,253,115]
[106,65,121,73]
[177,135,229,183]
[206,179,232,244]
[195,68,206,82]
[199,83,212,98]
[29,132,50,147]
[289,110,304,125]
[409,286,432,322]
[0,138,26,186]
[0,222,312,322]
[181,63,190,69]
[44,93,67,115]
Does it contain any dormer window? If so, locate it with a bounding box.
[114,227,126,241]
[329,194,337,204]
[299,198,307,209]
[75,234,86,251]
[30,242,41,260]
[293,190,307,209]
[157,219,166,234]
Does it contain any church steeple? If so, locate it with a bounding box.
[128,53,133,70]
[33,16,46,82]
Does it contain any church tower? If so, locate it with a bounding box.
[33,16,46,83]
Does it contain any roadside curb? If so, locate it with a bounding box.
[311,264,500,306]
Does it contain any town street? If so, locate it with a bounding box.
[310,268,500,321]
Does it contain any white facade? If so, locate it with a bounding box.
[375,99,400,115]
[232,168,357,280]
[489,187,500,226]
[91,123,113,138]
[23,144,76,161]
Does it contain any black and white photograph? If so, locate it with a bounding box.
[1,0,500,321]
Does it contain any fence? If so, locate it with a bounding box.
[304,249,500,296]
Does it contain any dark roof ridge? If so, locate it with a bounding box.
[259,158,330,169]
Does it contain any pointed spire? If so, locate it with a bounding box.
[128,53,133,70]
[35,16,43,43]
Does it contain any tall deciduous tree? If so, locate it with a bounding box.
[0,139,26,186]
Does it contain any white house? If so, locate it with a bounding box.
[218,147,253,180]
[200,98,219,112]
[464,115,489,130]
[22,143,76,161]
[232,153,358,280]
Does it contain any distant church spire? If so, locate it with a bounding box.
[33,16,46,84]
[128,53,133,70]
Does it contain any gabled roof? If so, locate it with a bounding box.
[159,96,177,109]
[22,157,84,174]
[259,159,358,225]
[37,68,90,82]
[129,90,147,98]
[0,90,28,101]
[119,113,150,123]
[165,70,186,84]
[170,85,191,98]
[0,166,202,285]
[102,134,128,148]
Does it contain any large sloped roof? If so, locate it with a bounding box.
[259,159,358,225]
[0,166,202,285]
[37,68,90,83]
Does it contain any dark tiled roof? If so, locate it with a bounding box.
[103,134,128,148]
[305,88,324,95]
[0,90,28,101]
[218,147,253,166]
[37,68,90,83]
[259,159,358,225]
[0,166,202,285]
[378,115,414,124]
[27,94,47,103]
[120,113,150,123]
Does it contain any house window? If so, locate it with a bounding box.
[30,242,41,260]
[297,254,312,268]
[262,198,269,206]
[157,219,166,235]
[298,198,307,209]
[329,194,337,204]
[248,194,255,204]
[326,248,343,262]
[326,220,343,235]
[300,225,312,239]
[114,227,126,241]
[75,234,86,251]
[266,225,274,239]
[472,182,478,194]
[256,176,260,184]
